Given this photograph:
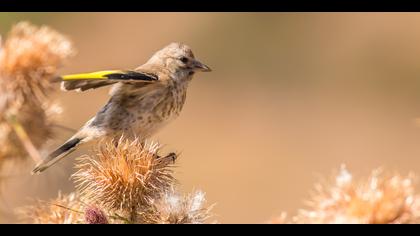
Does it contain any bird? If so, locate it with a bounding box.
[32,42,211,174]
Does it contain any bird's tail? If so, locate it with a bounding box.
[31,135,85,174]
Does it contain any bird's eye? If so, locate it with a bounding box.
[180,57,189,63]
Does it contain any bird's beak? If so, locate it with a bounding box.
[192,59,212,72]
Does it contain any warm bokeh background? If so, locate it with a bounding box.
[2,13,420,223]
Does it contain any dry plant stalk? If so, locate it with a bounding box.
[276,165,420,224]
[72,137,177,222]
[0,21,74,168]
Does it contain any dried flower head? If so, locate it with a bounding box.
[72,137,176,219]
[141,188,213,224]
[84,205,109,224]
[267,212,288,224]
[18,192,84,224]
[0,21,74,166]
[290,165,420,224]
[0,21,73,106]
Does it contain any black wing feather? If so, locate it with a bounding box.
[60,70,158,92]
[105,71,158,81]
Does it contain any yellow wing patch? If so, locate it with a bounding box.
[62,70,123,80]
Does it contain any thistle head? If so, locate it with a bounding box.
[72,137,176,213]
[141,188,213,224]
[291,165,420,224]
[84,205,109,224]
[17,192,84,224]
[0,21,73,170]
[0,21,74,112]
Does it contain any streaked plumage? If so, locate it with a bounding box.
[32,42,211,174]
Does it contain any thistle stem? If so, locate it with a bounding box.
[128,205,137,223]
[5,114,42,163]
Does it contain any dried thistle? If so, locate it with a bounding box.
[84,205,109,224]
[267,212,288,224]
[72,137,176,222]
[288,165,420,224]
[18,192,84,224]
[0,21,74,167]
[18,137,215,224]
[141,188,213,224]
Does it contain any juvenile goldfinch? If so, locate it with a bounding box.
[32,42,211,174]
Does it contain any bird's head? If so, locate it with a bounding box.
[146,42,211,78]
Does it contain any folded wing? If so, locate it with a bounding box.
[59,70,158,92]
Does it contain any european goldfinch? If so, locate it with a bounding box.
[32,42,211,174]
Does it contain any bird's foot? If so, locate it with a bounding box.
[156,152,177,166]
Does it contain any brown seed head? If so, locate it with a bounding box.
[0,21,73,166]
[141,188,213,224]
[72,137,176,213]
[17,192,84,224]
[0,21,74,113]
[291,165,420,224]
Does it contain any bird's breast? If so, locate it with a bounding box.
[125,82,188,137]
[156,82,188,120]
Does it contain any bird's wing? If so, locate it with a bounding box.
[58,70,159,92]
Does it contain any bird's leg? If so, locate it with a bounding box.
[160,152,177,164]
[164,152,177,163]
[153,152,177,169]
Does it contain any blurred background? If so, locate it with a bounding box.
[2,13,420,223]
